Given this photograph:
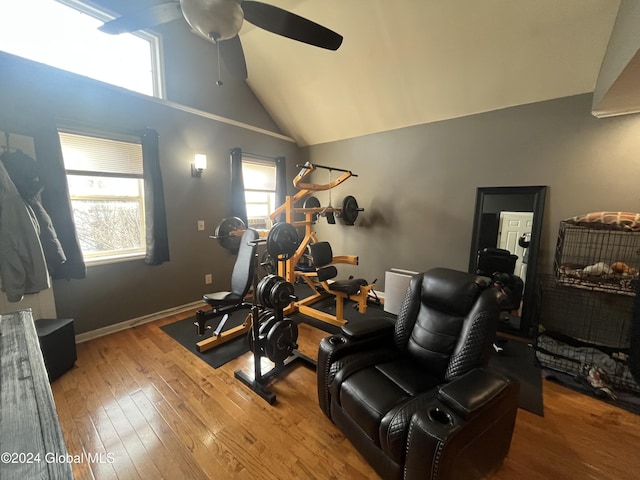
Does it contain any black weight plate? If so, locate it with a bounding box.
[257,274,280,307]
[267,222,299,258]
[247,310,271,353]
[214,216,246,253]
[303,196,321,223]
[261,251,277,274]
[265,319,298,364]
[259,314,279,340]
[303,195,321,209]
[269,279,295,309]
[341,196,359,226]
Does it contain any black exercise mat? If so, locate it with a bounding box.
[161,311,250,369]
[489,339,544,416]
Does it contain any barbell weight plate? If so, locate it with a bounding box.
[267,222,300,258]
[265,319,299,364]
[248,311,275,354]
[214,216,246,253]
[257,274,281,307]
[341,196,361,226]
[260,251,277,275]
[303,196,321,223]
[269,279,295,310]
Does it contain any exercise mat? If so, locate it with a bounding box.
[161,311,250,369]
[488,339,544,416]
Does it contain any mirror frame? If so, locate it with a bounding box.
[468,186,547,338]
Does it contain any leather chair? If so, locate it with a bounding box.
[317,268,520,480]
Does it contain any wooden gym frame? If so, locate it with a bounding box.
[269,162,375,327]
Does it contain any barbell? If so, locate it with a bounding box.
[301,194,364,226]
[212,194,363,253]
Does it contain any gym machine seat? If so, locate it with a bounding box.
[309,241,367,295]
[293,240,374,326]
[317,268,519,480]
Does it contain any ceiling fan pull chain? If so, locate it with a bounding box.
[216,39,223,86]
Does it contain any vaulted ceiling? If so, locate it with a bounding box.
[237,0,621,146]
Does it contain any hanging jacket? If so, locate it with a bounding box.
[0,159,49,302]
[0,148,66,273]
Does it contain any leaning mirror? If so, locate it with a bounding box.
[468,186,547,338]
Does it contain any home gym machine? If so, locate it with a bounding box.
[234,224,316,405]
[268,162,375,327]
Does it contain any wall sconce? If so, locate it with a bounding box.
[191,154,207,177]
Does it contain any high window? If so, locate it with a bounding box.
[242,158,277,230]
[0,0,162,97]
[59,131,146,263]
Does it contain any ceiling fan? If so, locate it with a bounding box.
[99,0,343,84]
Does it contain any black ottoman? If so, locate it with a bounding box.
[34,318,77,381]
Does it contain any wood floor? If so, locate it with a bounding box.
[51,309,640,479]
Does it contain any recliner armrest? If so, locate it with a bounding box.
[437,368,515,420]
[341,316,395,339]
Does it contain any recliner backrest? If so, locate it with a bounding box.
[231,229,259,297]
[395,268,501,380]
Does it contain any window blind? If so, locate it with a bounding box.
[59,131,143,176]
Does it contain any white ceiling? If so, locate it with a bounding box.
[237,0,621,146]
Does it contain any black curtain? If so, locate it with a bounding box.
[275,156,287,223]
[229,147,248,225]
[142,128,170,265]
[34,123,87,280]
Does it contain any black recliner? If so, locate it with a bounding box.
[317,268,520,480]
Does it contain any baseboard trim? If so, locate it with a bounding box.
[75,301,203,344]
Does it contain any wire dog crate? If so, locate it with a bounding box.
[554,220,640,295]
[536,275,639,393]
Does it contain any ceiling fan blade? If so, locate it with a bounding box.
[99,1,182,35]
[242,1,343,51]
[219,35,248,80]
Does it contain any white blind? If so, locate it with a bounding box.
[242,160,276,191]
[59,131,143,175]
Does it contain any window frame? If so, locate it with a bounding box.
[242,157,278,231]
[59,129,147,265]
[1,0,165,98]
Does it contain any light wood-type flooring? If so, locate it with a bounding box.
[51,309,640,479]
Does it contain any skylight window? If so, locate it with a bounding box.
[0,0,162,97]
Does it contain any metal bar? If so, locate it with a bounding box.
[295,163,358,176]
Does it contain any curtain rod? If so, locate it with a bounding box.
[242,151,283,161]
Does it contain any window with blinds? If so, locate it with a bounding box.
[59,131,146,263]
[242,158,277,230]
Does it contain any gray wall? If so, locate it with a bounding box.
[305,94,640,290]
[88,0,281,132]
[0,51,300,334]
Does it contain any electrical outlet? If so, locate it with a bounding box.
[197,220,205,231]
[205,274,212,284]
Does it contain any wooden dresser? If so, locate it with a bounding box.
[0,310,73,479]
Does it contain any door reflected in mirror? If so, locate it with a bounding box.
[469,186,547,338]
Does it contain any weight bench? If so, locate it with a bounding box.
[194,228,258,352]
[295,241,374,326]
